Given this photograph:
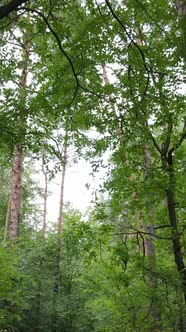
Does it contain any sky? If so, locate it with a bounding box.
[35,153,109,224]
[47,158,94,221]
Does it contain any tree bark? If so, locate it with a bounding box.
[174,0,186,306]
[9,144,23,240]
[4,194,11,241]
[144,145,161,331]
[52,135,68,332]
[57,141,67,236]
[166,154,186,294]
[9,32,29,240]
[42,156,48,237]
[0,0,30,20]
[163,151,186,332]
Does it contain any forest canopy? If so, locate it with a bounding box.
[0,0,186,331]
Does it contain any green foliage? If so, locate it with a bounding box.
[0,0,186,331]
[0,243,29,329]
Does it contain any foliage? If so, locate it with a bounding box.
[0,0,186,331]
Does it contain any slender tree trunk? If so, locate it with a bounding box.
[57,141,67,236]
[52,135,68,332]
[42,156,48,237]
[4,194,11,242]
[144,145,161,331]
[4,193,11,241]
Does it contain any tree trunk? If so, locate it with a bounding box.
[57,141,67,236]
[144,145,161,331]
[8,32,29,240]
[42,156,48,237]
[52,135,68,332]
[4,194,11,241]
[9,143,23,240]
[163,152,186,332]
[176,0,186,63]
[174,0,186,312]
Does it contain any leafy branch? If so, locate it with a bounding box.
[18,6,80,95]
[105,0,148,72]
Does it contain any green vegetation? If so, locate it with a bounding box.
[0,0,186,331]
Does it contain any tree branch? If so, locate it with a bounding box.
[0,0,29,20]
[144,120,163,155]
[134,0,171,42]
[161,119,173,156]
[169,131,186,156]
[19,7,80,92]
[105,0,148,72]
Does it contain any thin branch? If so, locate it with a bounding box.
[145,121,163,155]
[18,7,80,91]
[105,0,148,72]
[93,230,172,240]
[168,131,186,156]
[154,225,172,229]
[134,0,171,41]
[143,265,167,283]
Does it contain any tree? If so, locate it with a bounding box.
[0,1,186,331]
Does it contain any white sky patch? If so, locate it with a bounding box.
[36,154,108,224]
[48,159,93,221]
[32,127,110,224]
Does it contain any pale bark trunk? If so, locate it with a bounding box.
[42,156,48,237]
[52,135,68,332]
[4,194,11,241]
[57,141,67,236]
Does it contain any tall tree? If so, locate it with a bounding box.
[52,133,68,332]
[41,155,48,237]
[9,31,30,240]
